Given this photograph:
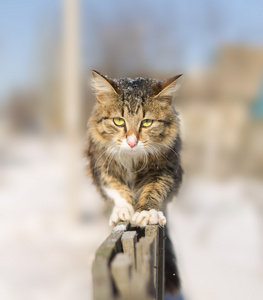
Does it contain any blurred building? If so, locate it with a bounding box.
[178,46,263,178]
[2,41,263,179]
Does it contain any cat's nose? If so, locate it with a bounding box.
[127,134,138,148]
[127,139,138,148]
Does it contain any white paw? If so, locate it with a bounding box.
[131,209,166,228]
[109,204,134,226]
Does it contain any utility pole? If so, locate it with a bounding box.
[63,0,81,221]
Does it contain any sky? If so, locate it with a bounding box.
[0,0,263,100]
[0,0,60,100]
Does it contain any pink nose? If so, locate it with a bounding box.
[127,139,138,148]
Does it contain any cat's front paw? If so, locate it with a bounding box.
[109,204,134,226]
[131,209,166,228]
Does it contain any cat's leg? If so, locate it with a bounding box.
[131,174,173,227]
[103,181,135,226]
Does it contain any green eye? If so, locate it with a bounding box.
[113,117,125,127]
[141,119,153,128]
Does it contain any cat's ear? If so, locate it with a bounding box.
[91,70,118,102]
[153,74,183,103]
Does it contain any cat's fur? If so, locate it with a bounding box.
[85,70,183,293]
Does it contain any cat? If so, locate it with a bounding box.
[86,70,183,293]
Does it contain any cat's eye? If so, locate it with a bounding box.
[141,119,153,128]
[113,117,125,127]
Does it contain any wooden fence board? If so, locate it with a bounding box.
[92,256,113,300]
[146,225,159,298]
[95,222,129,260]
[121,231,137,271]
[92,222,165,300]
[92,222,128,300]
[136,236,155,297]
[157,226,165,300]
[111,253,131,298]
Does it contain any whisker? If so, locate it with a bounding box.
[149,145,169,163]
[151,142,179,161]
[117,149,133,171]
[102,147,115,171]
[94,148,109,169]
[152,142,180,173]
[106,148,117,174]
[134,150,148,173]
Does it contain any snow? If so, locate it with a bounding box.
[1,137,263,299]
[0,136,110,300]
[112,224,126,233]
[169,177,263,300]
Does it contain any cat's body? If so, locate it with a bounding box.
[86,70,183,293]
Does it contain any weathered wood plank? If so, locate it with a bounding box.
[136,236,155,297]
[92,256,113,300]
[129,273,152,300]
[145,225,159,299]
[95,222,129,260]
[157,226,165,300]
[111,253,131,298]
[121,231,137,271]
[93,222,166,300]
[93,222,129,300]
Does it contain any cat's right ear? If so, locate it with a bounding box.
[91,70,118,102]
[153,74,184,104]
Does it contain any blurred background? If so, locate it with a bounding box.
[1,0,263,299]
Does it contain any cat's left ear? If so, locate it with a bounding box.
[153,74,184,103]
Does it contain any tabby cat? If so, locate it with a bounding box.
[86,70,183,293]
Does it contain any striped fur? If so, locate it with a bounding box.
[85,71,184,294]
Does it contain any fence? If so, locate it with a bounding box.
[92,221,165,300]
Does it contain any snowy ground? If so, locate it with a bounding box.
[1,137,263,300]
[0,137,111,300]
[169,177,263,300]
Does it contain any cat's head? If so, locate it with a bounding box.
[89,70,183,163]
